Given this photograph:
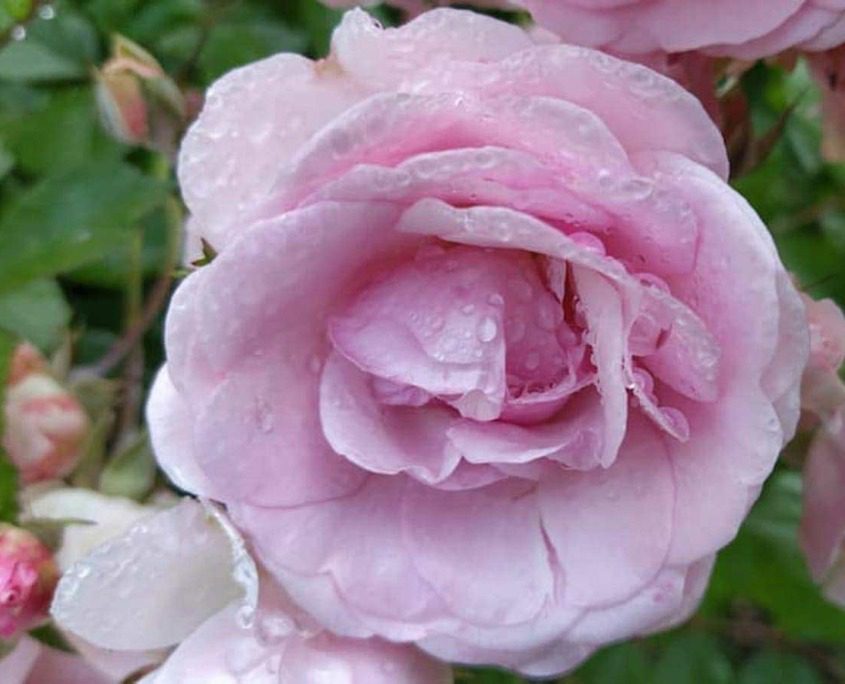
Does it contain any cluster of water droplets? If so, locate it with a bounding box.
[8,3,55,43]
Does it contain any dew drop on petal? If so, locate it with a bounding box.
[477,316,498,343]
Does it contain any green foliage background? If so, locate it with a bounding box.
[0,1,844,681]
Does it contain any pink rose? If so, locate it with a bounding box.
[0,524,58,639]
[3,344,89,484]
[515,0,845,60]
[150,9,808,676]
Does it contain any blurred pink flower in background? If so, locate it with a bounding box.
[148,8,808,676]
[0,524,58,639]
[3,344,89,484]
[808,46,845,162]
[799,294,845,606]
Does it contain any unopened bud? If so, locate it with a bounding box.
[94,35,187,156]
[0,524,58,639]
[3,344,89,484]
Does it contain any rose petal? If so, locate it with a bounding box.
[319,351,461,484]
[147,367,213,496]
[539,416,674,607]
[52,499,241,650]
[179,54,364,249]
[235,477,446,624]
[402,479,554,626]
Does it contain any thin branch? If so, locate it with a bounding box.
[76,188,184,380]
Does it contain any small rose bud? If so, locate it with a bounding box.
[808,46,845,163]
[94,35,187,157]
[804,294,845,374]
[0,524,59,639]
[7,343,46,387]
[3,344,89,484]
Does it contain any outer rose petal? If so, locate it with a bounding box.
[21,640,113,684]
[516,0,845,59]
[539,416,674,608]
[52,499,241,650]
[0,637,111,684]
[402,479,555,626]
[178,54,364,250]
[0,636,40,684]
[800,408,845,593]
[147,367,214,496]
[23,486,153,571]
[146,603,452,684]
[331,9,532,90]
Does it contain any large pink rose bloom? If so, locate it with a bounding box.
[150,9,808,676]
[516,0,845,59]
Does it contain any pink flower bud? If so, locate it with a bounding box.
[94,35,187,157]
[3,345,89,484]
[799,295,845,422]
[803,294,845,374]
[0,524,59,639]
[8,343,46,387]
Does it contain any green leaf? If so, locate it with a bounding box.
[199,20,307,83]
[652,634,735,684]
[0,279,70,352]
[458,669,523,684]
[704,472,845,642]
[573,643,652,684]
[0,141,13,180]
[3,87,122,176]
[99,431,157,501]
[0,161,165,294]
[738,651,822,684]
[2,0,32,22]
[67,204,170,288]
[28,624,74,653]
[0,327,19,523]
[0,40,85,82]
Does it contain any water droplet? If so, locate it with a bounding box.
[487,293,504,307]
[477,316,498,343]
[255,399,274,433]
[569,231,605,254]
[460,303,476,315]
[38,4,56,20]
[11,25,26,41]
